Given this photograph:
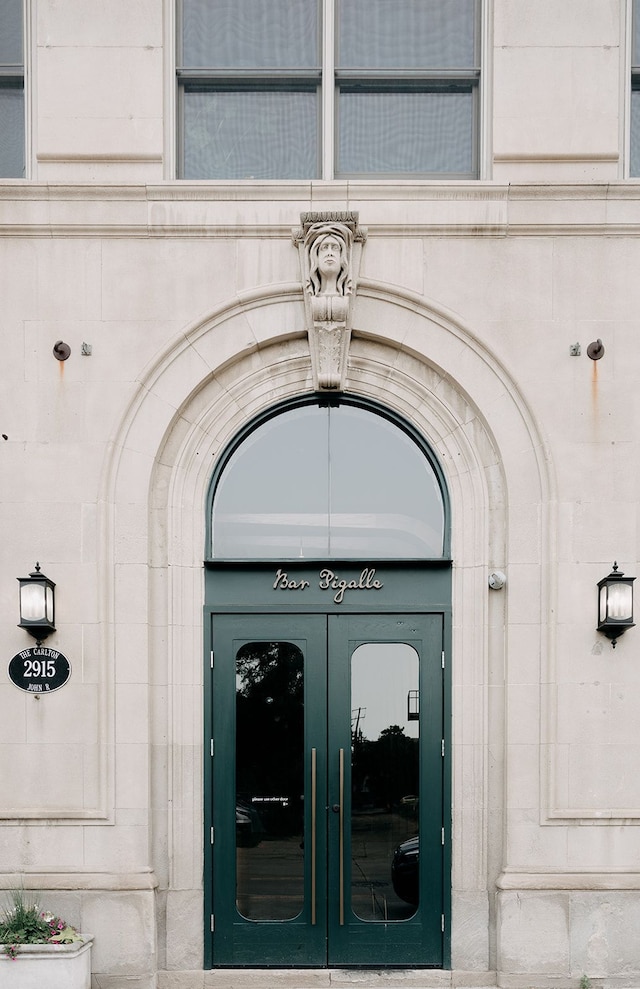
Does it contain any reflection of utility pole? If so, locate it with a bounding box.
[351,708,367,804]
[351,706,366,742]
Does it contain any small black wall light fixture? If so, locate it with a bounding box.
[597,562,635,648]
[17,563,56,641]
[53,340,71,361]
[587,339,605,360]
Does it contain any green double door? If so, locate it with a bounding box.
[207,612,446,967]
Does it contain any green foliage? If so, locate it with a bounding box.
[580,976,592,989]
[0,888,82,960]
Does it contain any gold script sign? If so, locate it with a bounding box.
[272,567,383,605]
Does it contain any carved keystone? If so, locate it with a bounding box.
[292,212,367,391]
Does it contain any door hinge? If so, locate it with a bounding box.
[210,650,214,669]
[441,650,445,669]
[210,739,215,758]
[441,739,445,757]
[441,914,445,933]
[211,827,215,845]
[211,914,215,933]
[441,827,445,846]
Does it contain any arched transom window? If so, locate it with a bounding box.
[210,401,448,560]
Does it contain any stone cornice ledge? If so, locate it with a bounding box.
[0,180,639,199]
[0,871,158,891]
[1,181,640,237]
[497,870,640,891]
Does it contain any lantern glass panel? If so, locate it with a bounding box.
[20,581,46,622]
[607,581,633,622]
[45,584,54,623]
[599,585,608,624]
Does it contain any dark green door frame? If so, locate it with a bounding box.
[204,561,452,969]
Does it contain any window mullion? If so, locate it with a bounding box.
[630,0,638,177]
[23,0,29,178]
[322,0,335,180]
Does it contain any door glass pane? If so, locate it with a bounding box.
[235,641,305,920]
[212,404,445,558]
[182,87,319,180]
[350,643,419,921]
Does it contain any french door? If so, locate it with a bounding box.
[207,611,446,967]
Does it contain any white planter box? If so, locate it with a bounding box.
[0,937,93,989]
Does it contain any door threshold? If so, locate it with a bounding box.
[158,970,497,989]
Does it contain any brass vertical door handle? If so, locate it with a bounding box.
[339,747,345,925]
[311,748,317,925]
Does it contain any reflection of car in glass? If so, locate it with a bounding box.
[399,794,418,816]
[391,836,419,904]
[236,801,263,847]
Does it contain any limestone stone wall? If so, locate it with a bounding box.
[1,1,639,986]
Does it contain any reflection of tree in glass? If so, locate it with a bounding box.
[352,724,418,812]
[236,642,304,836]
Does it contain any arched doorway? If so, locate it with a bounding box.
[106,283,547,975]
[204,395,452,967]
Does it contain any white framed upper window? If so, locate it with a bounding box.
[177,0,481,180]
[0,0,24,177]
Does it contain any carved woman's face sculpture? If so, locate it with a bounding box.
[305,223,351,298]
[317,236,343,281]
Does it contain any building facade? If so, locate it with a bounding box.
[1,2,640,987]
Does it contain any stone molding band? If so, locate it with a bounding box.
[0,872,158,890]
[497,871,640,891]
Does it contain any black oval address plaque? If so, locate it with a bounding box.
[8,647,71,694]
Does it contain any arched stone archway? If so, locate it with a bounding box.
[98,282,554,975]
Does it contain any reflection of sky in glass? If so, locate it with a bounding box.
[212,404,444,559]
[351,643,419,740]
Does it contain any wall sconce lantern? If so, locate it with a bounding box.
[17,563,56,641]
[597,562,635,648]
